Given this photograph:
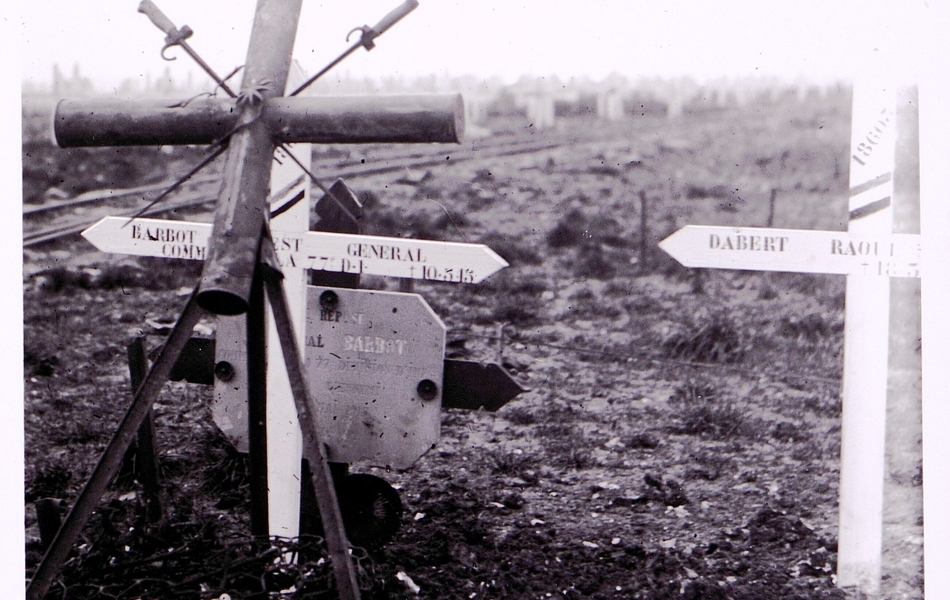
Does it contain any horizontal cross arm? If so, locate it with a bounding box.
[54,94,465,147]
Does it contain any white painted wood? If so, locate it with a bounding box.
[81,217,509,283]
[919,75,950,600]
[836,74,896,595]
[524,95,555,130]
[658,226,919,277]
[265,138,310,540]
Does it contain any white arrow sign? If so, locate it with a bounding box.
[659,225,921,278]
[82,216,508,283]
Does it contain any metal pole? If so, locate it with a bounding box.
[26,292,205,600]
[196,0,304,316]
[247,267,270,538]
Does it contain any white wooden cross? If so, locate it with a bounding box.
[661,75,926,596]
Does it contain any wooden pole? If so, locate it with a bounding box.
[247,266,270,538]
[919,67,950,600]
[127,337,162,523]
[34,499,62,550]
[836,74,896,595]
[638,189,649,273]
[766,187,777,228]
[879,86,923,596]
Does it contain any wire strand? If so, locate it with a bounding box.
[122,144,228,227]
[452,329,842,386]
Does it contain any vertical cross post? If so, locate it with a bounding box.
[836,73,897,594]
[191,1,360,593]
[264,126,311,540]
[196,0,303,316]
[919,73,950,600]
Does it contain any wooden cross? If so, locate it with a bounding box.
[28,2,463,598]
[661,76,920,597]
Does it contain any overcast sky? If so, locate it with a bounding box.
[19,0,932,91]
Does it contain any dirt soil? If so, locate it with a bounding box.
[22,92,923,599]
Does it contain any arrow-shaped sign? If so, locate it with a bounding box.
[442,360,526,412]
[659,225,921,278]
[82,216,508,283]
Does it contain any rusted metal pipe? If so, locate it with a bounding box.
[194,0,303,316]
[269,93,464,144]
[54,94,464,147]
[53,97,237,147]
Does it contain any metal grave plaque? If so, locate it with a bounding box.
[305,286,446,469]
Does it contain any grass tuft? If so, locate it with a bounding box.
[668,381,755,438]
[661,313,746,364]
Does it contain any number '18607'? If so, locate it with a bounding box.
[851,107,891,166]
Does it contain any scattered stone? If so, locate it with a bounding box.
[393,169,433,186]
[625,432,660,449]
[609,495,648,508]
[396,571,421,595]
[501,492,525,509]
[664,479,689,507]
[44,187,69,201]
